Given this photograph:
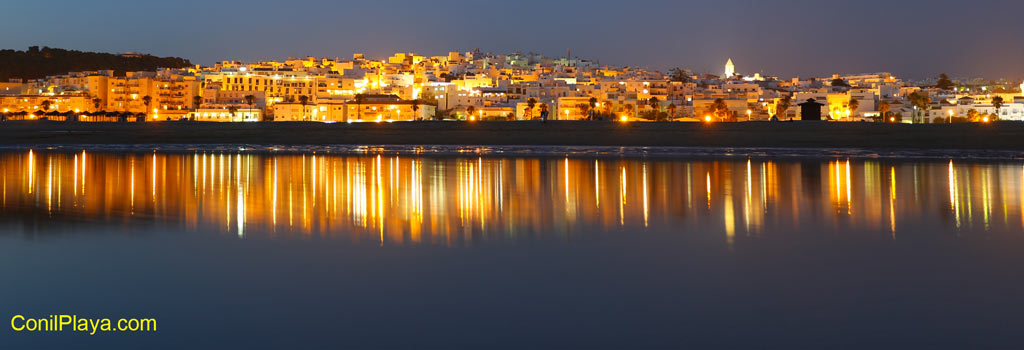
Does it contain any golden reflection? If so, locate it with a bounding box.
[1,151,1023,245]
[890,166,897,237]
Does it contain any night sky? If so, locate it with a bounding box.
[4,0,1023,80]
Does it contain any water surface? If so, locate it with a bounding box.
[2,150,1024,348]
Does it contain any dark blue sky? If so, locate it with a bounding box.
[4,0,1023,80]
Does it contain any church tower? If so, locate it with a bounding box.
[724,58,735,78]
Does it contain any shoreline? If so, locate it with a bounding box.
[4,143,1024,161]
[2,120,1024,151]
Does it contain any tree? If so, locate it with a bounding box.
[668,68,693,83]
[228,106,239,120]
[936,73,954,90]
[776,96,792,119]
[193,95,202,110]
[992,96,1004,116]
[142,95,152,117]
[466,106,476,120]
[576,103,590,120]
[648,97,660,112]
[40,99,51,111]
[667,103,677,119]
[244,94,255,111]
[877,101,891,122]
[298,95,309,121]
[831,78,850,88]
[411,99,420,120]
[967,108,980,122]
[526,98,537,120]
[623,103,634,117]
[711,98,729,120]
[588,97,598,120]
[847,98,860,118]
[353,94,366,121]
[908,91,931,123]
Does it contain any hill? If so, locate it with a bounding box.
[0,46,192,81]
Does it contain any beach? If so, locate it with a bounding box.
[1,120,1023,150]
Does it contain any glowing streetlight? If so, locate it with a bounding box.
[565,109,570,120]
[948,110,954,124]
[746,109,752,121]
[982,116,990,123]
[704,115,713,122]
[619,115,628,122]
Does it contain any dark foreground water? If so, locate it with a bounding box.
[2,150,1024,349]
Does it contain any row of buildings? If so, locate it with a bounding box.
[2,50,1023,123]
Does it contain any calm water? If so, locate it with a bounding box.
[3,150,1024,348]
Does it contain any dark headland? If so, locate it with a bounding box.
[2,121,1024,150]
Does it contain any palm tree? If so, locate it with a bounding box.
[354,94,366,121]
[847,98,860,119]
[539,103,549,122]
[193,95,202,109]
[298,95,310,121]
[588,97,597,120]
[992,96,1004,117]
[466,106,476,120]
[411,99,420,120]
[908,91,930,123]
[623,103,634,117]
[142,95,152,112]
[877,101,891,123]
[667,103,677,119]
[526,98,537,120]
[228,106,239,120]
[244,94,255,111]
[92,98,103,112]
[40,100,51,111]
[648,97,660,112]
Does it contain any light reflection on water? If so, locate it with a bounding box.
[2,150,1023,243]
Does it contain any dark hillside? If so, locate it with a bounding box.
[0,46,191,81]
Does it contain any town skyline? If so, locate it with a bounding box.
[5,45,1020,85]
[4,0,1024,80]
[4,45,1023,125]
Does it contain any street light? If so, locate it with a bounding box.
[565,109,570,120]
[746,109,752,121]
[704,115,713,122]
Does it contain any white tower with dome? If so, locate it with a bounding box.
[724,58,735,78]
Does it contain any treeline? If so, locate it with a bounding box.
[0,46,191,81]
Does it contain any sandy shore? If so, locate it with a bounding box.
[1,120,1023,150]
